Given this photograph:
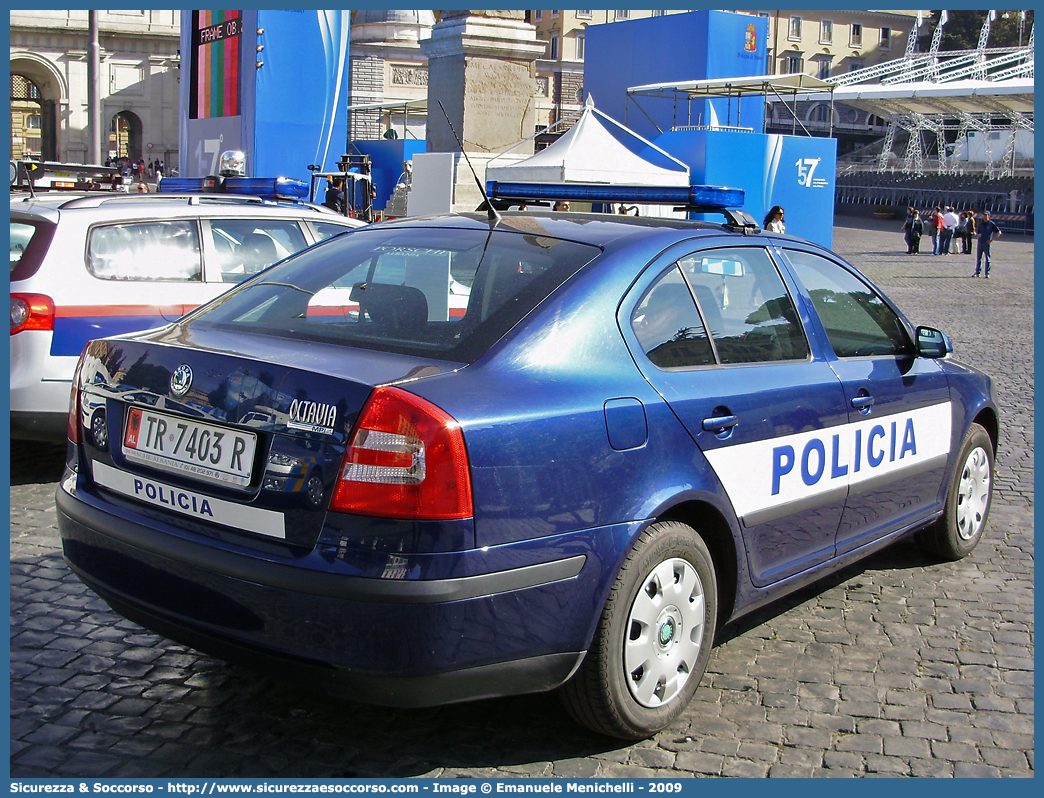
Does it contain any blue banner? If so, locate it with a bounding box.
[253,10,350,183]
[585,11,768,140]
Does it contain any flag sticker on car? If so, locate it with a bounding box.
[92,461,285,539]
[703,402,953,525]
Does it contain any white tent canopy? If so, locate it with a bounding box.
[485,98,689,186]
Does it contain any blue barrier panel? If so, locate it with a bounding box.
[353,139,426,212]
[657,129,837,249]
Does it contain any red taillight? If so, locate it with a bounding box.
[67,345,89,444]
[10,293,55,335]
[331,386,473,520]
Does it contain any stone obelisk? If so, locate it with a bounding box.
[420,11,545,210]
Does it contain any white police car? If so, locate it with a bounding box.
[11,180,364,440]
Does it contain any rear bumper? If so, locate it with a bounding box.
[10,331,73,441]
[57,476,632,706]
[11,330,75,429]
[82,583,584,708]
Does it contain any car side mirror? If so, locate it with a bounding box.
[917,326,952,358]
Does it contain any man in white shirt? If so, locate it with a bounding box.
[940,206,960,254]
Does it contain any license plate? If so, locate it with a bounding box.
[123,406,257,487]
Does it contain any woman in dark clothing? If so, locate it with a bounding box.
[901,208,923,254]
[962,211,976,254]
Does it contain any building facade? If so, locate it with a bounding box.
[10,10,181,167]
[753,9,920,148]
[757,9,921,78]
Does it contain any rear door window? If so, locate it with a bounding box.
[87,220,202,281]
[678,247,809,364]
[205,219,309,283]
[188,226,600,363]
[631,266,714,368]
[10,219,57,281]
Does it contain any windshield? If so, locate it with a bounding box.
[186,225,601,363]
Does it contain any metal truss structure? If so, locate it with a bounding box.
[831,11,1034,177]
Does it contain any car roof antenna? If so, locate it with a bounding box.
[437,101,501,227]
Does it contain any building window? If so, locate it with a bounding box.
[12,74,42,102]
[25,114,41,129]
[789,16,802,41]
[812,104,831,124]
[817,59,832,80]
[535,10,542,22]
[880,27,891,50]
[652,10,667,16]
[615,11,630,21]
[551,10,559,19]
[848,60,864,72]
[549,34,558,60]
[850,23,863,47]
[576,11,592,20]
[785,53,804,74]
[820,19,833,44]
[575,33,585,61]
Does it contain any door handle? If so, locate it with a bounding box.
[851,395,874,412]
[702,414,739,433]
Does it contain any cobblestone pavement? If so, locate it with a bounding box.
[10,216,1033,778]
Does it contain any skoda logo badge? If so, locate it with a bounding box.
[170,364,193,397]
[659,618,676,646]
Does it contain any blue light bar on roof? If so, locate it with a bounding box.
[485,181,744,208]
[158,177,216,193]
[224,177,309,199]
[157,176,309,200]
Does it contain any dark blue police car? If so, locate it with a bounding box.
[57,184,997,739]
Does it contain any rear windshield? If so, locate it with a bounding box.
[10,219,57,281]
[185,226,601,363]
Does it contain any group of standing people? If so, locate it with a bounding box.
[901,206,1002,278]
[104,156,164,182]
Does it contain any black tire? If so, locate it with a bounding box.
[919,422,993,560]
[561,520,717,740]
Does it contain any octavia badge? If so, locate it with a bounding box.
[170,364,193,397]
